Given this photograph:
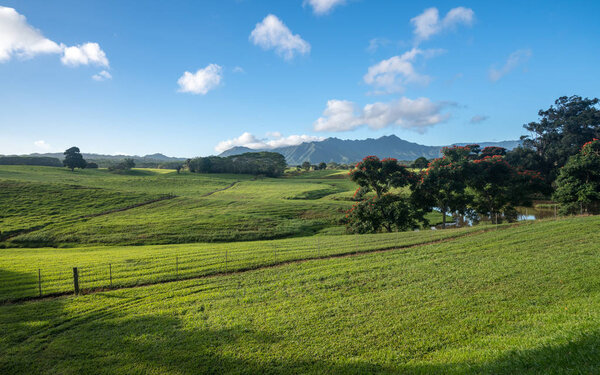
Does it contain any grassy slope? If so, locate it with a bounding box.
[2,166,446,246]
[1,216,599,374]
[0,225,485,301]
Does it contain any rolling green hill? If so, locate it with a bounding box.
[1,216,598,374]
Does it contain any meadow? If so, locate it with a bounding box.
[0,166,361,246]
[1,216,599,374]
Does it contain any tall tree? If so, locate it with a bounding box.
[63,147,87,171]
[349,156,414,198]
[522,95,600,180]
[414,146,472,228]
[553,139,600,214]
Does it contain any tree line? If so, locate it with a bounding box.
[187,152,286,177]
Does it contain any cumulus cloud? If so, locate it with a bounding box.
[177,64,223,95]
[33,140,51,151]
[363,48,444,93]
[411,7,474,44]
[0,6,62,61]
[0,6,110,70]
[61,42,109,67]
[215,132,324,153]
[313,97,451,133]
[303,0,346,15]
[92,70,112,81]
[470,115,489,124]
[489,49,532,82]
[250,14,310,60]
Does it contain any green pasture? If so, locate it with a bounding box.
[1,216,599,374]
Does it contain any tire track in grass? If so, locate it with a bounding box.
[2,223,521,305]
[200,181,239,197]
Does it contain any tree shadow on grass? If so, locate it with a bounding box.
[1,291,600,374]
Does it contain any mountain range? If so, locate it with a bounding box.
[219,135,522,165]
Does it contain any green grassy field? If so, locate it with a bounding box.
[1,216,599,374]
[0,166,445,247]
[0,224,488,302]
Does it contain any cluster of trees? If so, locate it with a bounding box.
[187,152,286,177]
[345,147,545,233]
[346,95,600,233]
[108,158,135,172]
[0,156,62,167]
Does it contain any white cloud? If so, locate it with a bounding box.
[250,14,310,60]
[92,70,112,81]
[411,7,474,44]
[0,6,110,71]
[232,66,245,73]
[215,132,324,153]
[0,6,62,62]
[470,115,489,124]
[61,42,109,67]
[314,97,450,133]
[33,140,51,151]
[303,0,346,15]
[489,49,532,82]
[177,64,223,95]
[363,48,444,93]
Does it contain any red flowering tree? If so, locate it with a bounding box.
[413,146,473,228]
[553,139,600,214]
[349,156,415,198]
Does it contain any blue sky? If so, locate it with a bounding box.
[1,0,599,157]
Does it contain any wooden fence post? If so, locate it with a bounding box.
[38,269,42,297]
[73,267,79,295]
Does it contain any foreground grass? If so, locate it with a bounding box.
[1,216,599,374]
[0,225,485,301]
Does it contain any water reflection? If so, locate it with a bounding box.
[435,205,558,229]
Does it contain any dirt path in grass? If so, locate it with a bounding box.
[2,224,519,305]
[200,181,239,197]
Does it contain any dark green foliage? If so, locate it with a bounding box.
[411,156,429,169]
[349,156,414,198]
[317,162,327,170]
[553,139,600,214]
[478,146,506,158]
[413,146,472,228]
[62,147,87,171]
[188,152,286,177]
[301,161,311,171]
[0,156,62,167]
[108,158,135,172]
[522,95,600,180]
[468,155,545,223]
[86,162,98,169]
[344,194,426,233]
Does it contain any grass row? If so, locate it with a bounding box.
[1,216,599,374]
[0,225,489,302]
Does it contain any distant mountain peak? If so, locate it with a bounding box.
[218,135,522,165]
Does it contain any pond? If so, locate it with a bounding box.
[433,204,558,229]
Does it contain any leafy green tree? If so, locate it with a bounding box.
[411,157,429,169]
[413,146,472,228]
[63,147,87,171]
[86,162,98,169]
[302,161,311,171]
[344,194,426,233]
[349,156,414,198]
[467,155,545,223]
[109,158,135,172]
[553,139,600,215]
[318,162,327,170]
[522,95,600,180]
[478,146,506,158]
